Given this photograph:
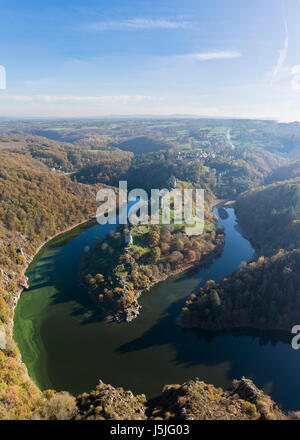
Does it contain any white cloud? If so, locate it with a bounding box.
[84,18,192,31]
[271,18,289,85]
[188,51,242,61]
[3,94,164,104]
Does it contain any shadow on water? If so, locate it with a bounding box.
[14,206,300,410]
[33,242,107,325]
[115,293,291,361]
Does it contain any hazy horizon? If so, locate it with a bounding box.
[1,0,300,121]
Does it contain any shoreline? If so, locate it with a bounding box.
[80,214,226,323]
[180,320,293,334]
[81,241,225,324]
[12,216,96,316]
[10,201,291,404]
[128,242,225,321]
[10,216,97,389]
[80,198,231,323]
[10,201,237,388]
[212,198,236,209]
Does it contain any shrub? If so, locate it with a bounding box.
[40,392,78,420]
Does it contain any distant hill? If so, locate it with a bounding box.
[114,136,174,154]
[235,178,300,255]
[265,160,300,184]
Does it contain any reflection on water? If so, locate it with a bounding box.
[14,208,300,410]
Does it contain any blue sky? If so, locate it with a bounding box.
[0,0,300,120]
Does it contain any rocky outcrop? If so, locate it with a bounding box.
[232,377,286,420]
[150,378,287,420]
[19,276,29,290]
[124,231,133,245]
[124,300,141,322]
[76,381,147,420]
[167,175,177,189]
[0,325,6,350]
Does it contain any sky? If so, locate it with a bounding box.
[0,0,300,120]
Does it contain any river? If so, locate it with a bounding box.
[13,208,300,410]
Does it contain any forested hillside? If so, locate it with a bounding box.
[265,160,300,184]
[0,152,98,242]
[235,179,300,255]
[0,134,132,173]
[182,249,300,331]
[0,124,299,419]
[113,136,174,153]
[0,149,102,418]
[76,378,287,420]
[3,125,280,201]
[182,179,300,331]
[81,194,224,321]
[74,146,281,199]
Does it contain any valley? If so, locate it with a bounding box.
[0,118,299,420]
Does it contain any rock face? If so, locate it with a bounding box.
[124,231,133,245]
[125,300,141,322]
[19,276,29,289]
[74,378,288,421]
[150,378,287,421]
[167,175,177,189]
[232,377,286,420]
[76,382,147,420]
[0,325,6,350]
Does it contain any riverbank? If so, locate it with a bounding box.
[212,199,236,208]
[179,247,299,333]
[118,238,225,323]
[80,203,225,323]
[8,215,97,392]
[75,377,288,420]
[15,205,300,411]
[12,216,96,316]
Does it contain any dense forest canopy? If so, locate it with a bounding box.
[0,118,299,419]
[235,179,300,255]
[183,178,300,332]
[182,249,300,331]
[111,136,174,153]
[81,188,224,320]
[265,160,300,184]
[0,145,104,419]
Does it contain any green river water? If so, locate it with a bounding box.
[13,208,300,410]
